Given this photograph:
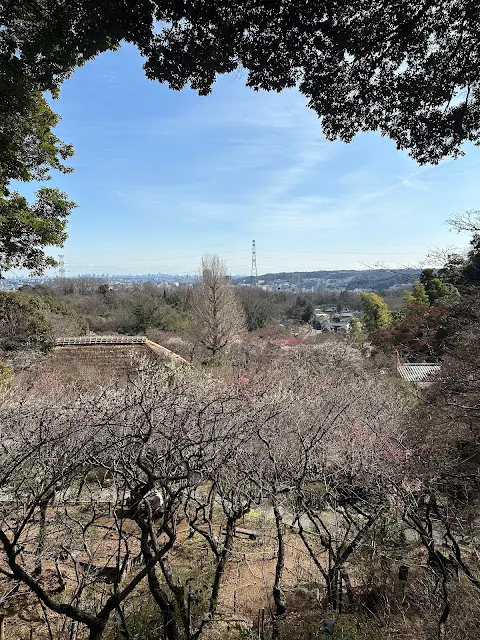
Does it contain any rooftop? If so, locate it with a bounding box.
[55,335,147,346]
[397,362,441,387]
[22,336,189,388]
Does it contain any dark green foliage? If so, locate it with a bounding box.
[391,309,406,323]
[1,293,55,351]
[0,86,73,190]
[420,269,460,304]
[421,234,480,296]
[286,295,314,323]
[403,282,429,313]
[0,292,53,351]
[462,234,480,286]
[6,1,478,274]
[0,188,76,275]
[301,302,314,323]
[3,2,480,178]
[0,9,77,277]
[0,291,87,353]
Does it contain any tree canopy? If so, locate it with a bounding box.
[403,281,429,314]
[433,217,480,292]
[361,292,392,334]
[3,0,480,167]
[0,4,77,277]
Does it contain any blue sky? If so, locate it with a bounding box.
[18,44,480,276]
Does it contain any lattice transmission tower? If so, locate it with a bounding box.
[251,240,257,281]
[58,254,65,278]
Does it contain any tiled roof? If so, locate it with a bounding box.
[54,336,189,365]
[397,362,441,384]
[55,336,147,346]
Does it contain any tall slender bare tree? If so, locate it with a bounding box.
[190,255,244,359]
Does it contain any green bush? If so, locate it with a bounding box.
[0,361,13,388]
[0,291,87,354]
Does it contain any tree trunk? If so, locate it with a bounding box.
[327,568,338,611]
[340,568,355,608]
[272,504,286,640]
[141,544,182,640]
[34,501,48,576]
[88,624,106,640]
[161,602,181,640]
[209,516,235,616]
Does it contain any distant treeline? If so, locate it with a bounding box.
[235,268,420,290]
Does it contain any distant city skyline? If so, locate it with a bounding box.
[6,253,437,279]
[10,43,479,278]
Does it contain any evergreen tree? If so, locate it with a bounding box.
[420,269,460,304]
[403,282,429,314]
[360,293,392,334]
[348,316,363,345]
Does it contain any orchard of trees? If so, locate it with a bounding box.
[2,332,480,640]
[0,216,479,638]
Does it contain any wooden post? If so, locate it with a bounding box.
[261,608,265,639]
[0,614,5,640]
[233,591,237,614]
[257,609,261,639]
[187,592,192,640]
[398,565,409,582]
[338,573,343,614]
[399,564,409,600]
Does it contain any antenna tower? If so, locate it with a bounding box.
[58,254,65,278]
[251,240,257,281]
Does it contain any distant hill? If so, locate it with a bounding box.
[233,268,420,290]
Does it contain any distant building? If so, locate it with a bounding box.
[395,353,441,389]
[329,321,350,333]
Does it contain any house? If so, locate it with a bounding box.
[329,320,350,333]
[395,353,440,389]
